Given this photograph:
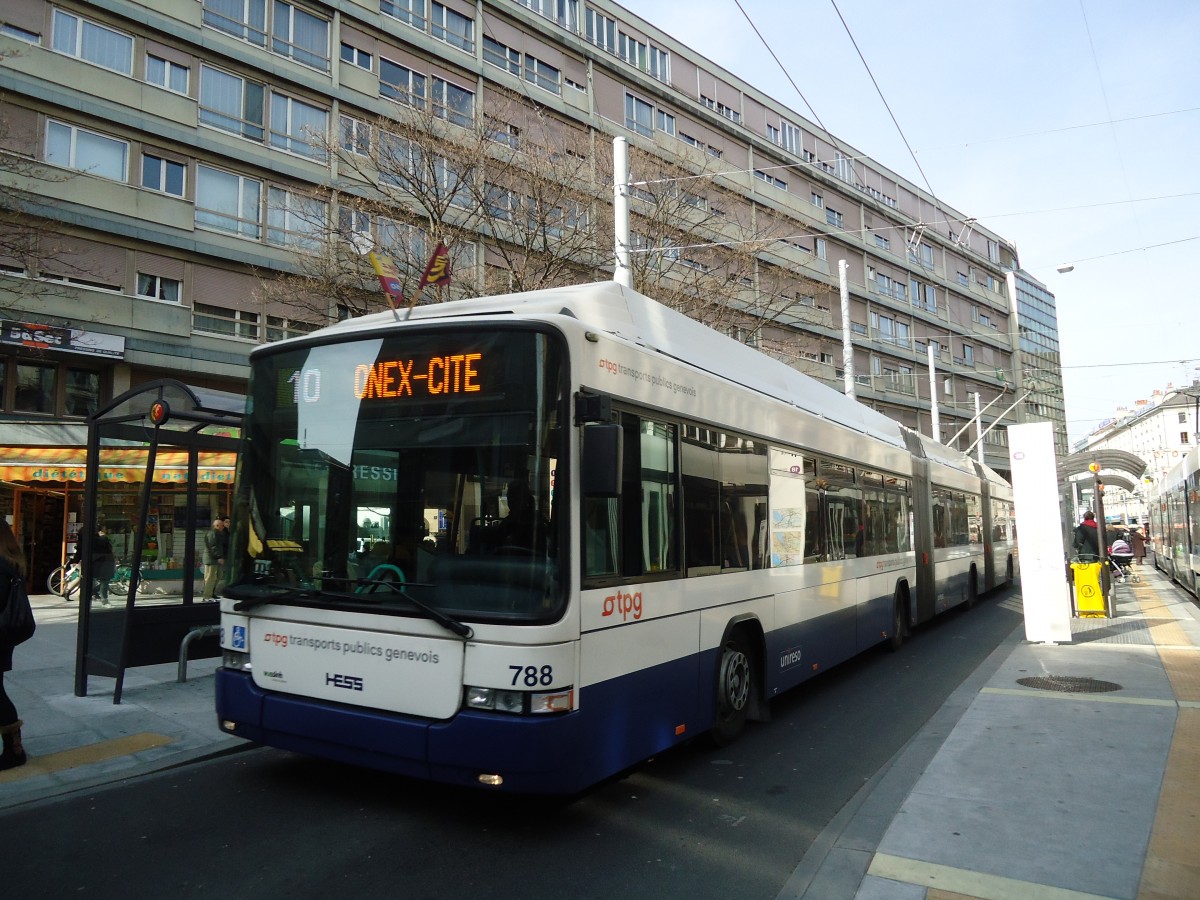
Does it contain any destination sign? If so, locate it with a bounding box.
[283,352,485,405]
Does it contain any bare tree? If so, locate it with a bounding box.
[0,64,82,316]
[610,145,831,348]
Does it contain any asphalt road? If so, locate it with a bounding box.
[3,587,1023,900]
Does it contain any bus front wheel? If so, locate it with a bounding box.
[711,631,754,746]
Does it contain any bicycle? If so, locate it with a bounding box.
[108,560,169,597]
[47,562,83,598]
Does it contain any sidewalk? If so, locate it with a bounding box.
[785,563,1200,900]
[0,593,241,810]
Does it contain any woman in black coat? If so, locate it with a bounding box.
[0,518,28,770]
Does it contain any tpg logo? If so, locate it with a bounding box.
[326,673,364,691]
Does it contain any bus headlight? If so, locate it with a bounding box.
[223,649,251,672]
[464,686,574,714]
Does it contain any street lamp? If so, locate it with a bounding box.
[1056,264,1074,274]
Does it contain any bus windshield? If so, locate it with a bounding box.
[229,326,566,624]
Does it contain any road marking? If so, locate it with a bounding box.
[0,732,175,783]
[868,853,1112,899]
[981,687,1180,707]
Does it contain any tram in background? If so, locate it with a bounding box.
[1147,446,1200,596]
[215,281,1015,794]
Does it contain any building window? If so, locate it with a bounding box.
[270,1,330,71]
[963,344,974,366]
[141,154,186,196]
[381,0,426,30]
[269,93,328,159]
[14,363,56,414]
[45,121,128,182]
[199,65,265,141]
[431,3,474,52]
[137,273,182,303]
[64,369,100,417]
[1,24,39,43]
[193,302,260,340]
[203,0,268,46]
[815,238,826,260]
[267,187,327,250]
[341,43,372,70]
[875,234,889,250]
[339,116,371,156]
[957,270,969,286]
[701,95,740,123]
[266,315,318,342]
[432,78,474,125]
[584,8,617,52]
[517,0,578,29]
[203,0,329,71]
[811,192,823,208]
[338,206,373,252]
[146,54,189,94]
[524,55,561,94]
[754,170,787,190]
[195,165,262,239]
[911,279,937,312]
[52,10,133,75]
[380,59,427,107]
[625,93,653,137]
[484,37,521,74]
[826,208,843,229]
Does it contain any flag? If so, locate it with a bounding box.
[367,251,404,309]
[418,241,451,289]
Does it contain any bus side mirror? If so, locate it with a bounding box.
[582,424,622,497]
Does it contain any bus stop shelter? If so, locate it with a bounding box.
[73,380,242,702]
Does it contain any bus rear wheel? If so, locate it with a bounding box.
[888,591,907,652]
[711,631,753,746]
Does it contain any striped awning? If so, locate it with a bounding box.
[0,447,236,484]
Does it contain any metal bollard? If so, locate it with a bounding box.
[178,624,220,682]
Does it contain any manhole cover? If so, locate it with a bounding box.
[1017,675,1122,693]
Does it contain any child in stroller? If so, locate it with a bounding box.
[1109,535,1137,583]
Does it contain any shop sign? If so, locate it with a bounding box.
[1,320,125,359]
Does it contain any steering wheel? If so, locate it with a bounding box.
[357,563,407,593]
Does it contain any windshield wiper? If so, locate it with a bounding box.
[227,580,322,611]
[350,579,474,639]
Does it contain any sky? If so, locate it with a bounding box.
[620,0,1200,445]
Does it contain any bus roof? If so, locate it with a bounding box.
[297,281,914,448]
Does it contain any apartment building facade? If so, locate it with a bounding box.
[0,0,1035,585]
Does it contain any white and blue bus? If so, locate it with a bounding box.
[216,282,1015,793]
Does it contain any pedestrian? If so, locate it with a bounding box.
[218,516,231,594]
[1071,510,1100,560]
[0,518,30,770]
[202,517,226,600]
[1128,527,1146,565]
[73,526,116,605]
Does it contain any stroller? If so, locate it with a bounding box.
[1108,536,1138,583]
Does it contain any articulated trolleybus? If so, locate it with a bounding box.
[216,282,1015,794]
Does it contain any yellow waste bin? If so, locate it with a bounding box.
[1071,561,1106,617]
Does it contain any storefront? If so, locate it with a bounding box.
[0,421,239,594]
